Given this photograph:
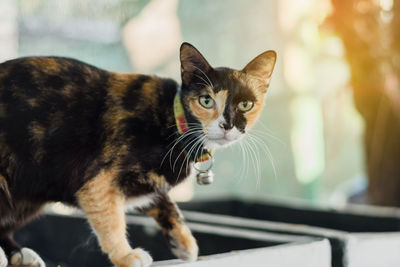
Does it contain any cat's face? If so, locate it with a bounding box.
[180,43,276,149]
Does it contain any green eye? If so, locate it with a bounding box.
[238,100,254,112]
[199,95,214,109]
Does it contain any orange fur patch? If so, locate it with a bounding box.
[187,90,228,128]
[76,169,133,266]
[108,73,134,99]
[174,224,195,250]
[141,79,157,100]
[30,58,61,73]
[235,71,268,130]
[102,102,133,161]
[168,217,197,253]
[27,98,38,107]
[244,93,265,129]
[0,172,12,206]
[28,122,46,161]
[147,171,167,189]
[29,122,45,142]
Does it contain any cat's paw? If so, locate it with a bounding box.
[169,225,198,262]
[10,248,45,267]
[114,248,153,267]
[0,247,7,267]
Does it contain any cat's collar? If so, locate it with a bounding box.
[173,87,214,185]
[173,87,189,136]
[173,87,213,162]
[174,87,213,162]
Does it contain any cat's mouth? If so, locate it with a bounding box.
[203,126,243,148]
[205,136,239,148]
[208,137,229,145]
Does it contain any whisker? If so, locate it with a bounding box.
[236,139,248,184]
[165,128,204,142]
[167,131,203,169]
[186,136,206,178]
[242,138,255,187]
[249,129,286,145]
[177,135,206,182]
[167,131,199,168]
[248,133,278,181]
[193,74,212,89]
[196,82,212,88]
[189,136,205,176]
[165,128,203,149]
[251,138,261,189]
[240,138,252,185]
[254,121,286,144]
[166,123,203,129]
[246,136,262,188]
[160,129,204,168]
[172,135,201,172]
[192,65,214,88]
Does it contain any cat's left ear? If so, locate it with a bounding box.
[180,42,212,86]
[242,50,277,85]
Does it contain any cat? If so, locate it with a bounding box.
[0,42,276,267]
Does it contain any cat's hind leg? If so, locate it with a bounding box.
[9,248,45,267]
[0,201,45,267]
[0,231,19,261]
[0,232,45,267]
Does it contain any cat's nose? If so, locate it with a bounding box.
[218,121,233,131]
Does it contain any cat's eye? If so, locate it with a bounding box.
[199,95,215,109]
[238,100,254,112]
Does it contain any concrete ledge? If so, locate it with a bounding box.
[180,199,400,267]
[153,239,331,267]
[347,232,400,267]
[15,210,329,267]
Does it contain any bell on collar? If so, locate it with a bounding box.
[193,151,214,185]
[196,170,214,185]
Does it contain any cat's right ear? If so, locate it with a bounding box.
[242,50,277,85]
[180,42,212,86]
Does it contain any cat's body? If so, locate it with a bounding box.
[0,43,276,267]
[0,56,189,203]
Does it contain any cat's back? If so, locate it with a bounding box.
[0,56,111,119]
[0,57,112,165]
[0,56,110,95]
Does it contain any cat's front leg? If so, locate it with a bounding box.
[76,170,152,267]
[142,194,198,262]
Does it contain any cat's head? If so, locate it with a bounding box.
[179,43,276,149]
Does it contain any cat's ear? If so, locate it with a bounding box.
[242,50,277,84]
[180,42,212,86]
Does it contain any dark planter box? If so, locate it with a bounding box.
[14,211,330,267]
[179,198,400,267]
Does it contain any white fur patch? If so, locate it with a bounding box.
[171,236,198,262]
[125,194,155,212]
[10,248,45,267]
[207,114,225,139]
[127,248,153,267]
[205,114,243,148]
[0,247,7,267]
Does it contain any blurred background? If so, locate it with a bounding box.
[1,0,399,207]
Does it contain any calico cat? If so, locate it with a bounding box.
[0,42,276,267]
